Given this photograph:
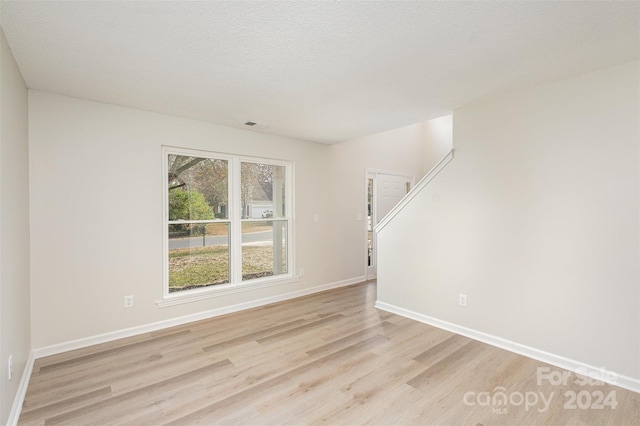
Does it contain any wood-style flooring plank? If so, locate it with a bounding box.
[18,282,639,425]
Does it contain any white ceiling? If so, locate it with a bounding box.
[1,1,638,144]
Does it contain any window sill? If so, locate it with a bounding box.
[156,274,299,308]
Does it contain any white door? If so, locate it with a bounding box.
[367,172,412,279]
[376,174,407,222]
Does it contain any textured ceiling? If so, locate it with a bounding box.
[1,1,639,144]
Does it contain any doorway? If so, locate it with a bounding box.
[366,171,413,279]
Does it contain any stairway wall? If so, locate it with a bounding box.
[377,61,640,382]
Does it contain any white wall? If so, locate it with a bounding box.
[377,61,640,381]
[328,123,425,279]
[28,92,433,350]
[0,27,31,424]
[28,92,346,348]
[421,114,452,175]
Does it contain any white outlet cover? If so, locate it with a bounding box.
[458,294,467,307]
[124,295,134,308]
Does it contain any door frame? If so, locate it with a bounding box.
[365,169,415,280]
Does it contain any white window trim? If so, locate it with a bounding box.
[158,146,295,307]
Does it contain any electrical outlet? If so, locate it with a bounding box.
[124,295,134,308]
[299,268,305,277]
[458,294,467,307]
[8,355,13,381]
[313,214,319,223]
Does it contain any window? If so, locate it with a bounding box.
[163,147,293,299]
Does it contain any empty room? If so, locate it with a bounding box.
[1,1,639,425]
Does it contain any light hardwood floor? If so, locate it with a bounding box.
[19,282,639,425]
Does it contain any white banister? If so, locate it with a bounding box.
[374,149,454,233]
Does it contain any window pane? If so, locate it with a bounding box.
[240,162,286,219]
[168,223,229,292]
[168,154,228,220]
[242,221,287,281]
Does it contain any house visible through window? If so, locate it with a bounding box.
[164,148,292,297]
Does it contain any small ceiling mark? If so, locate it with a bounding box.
[244,121,269,130]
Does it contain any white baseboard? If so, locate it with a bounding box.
[7,350,35,426]
[375,301,640,394]
[33,276,366,359]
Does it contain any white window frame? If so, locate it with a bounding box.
[158,146,295,307]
